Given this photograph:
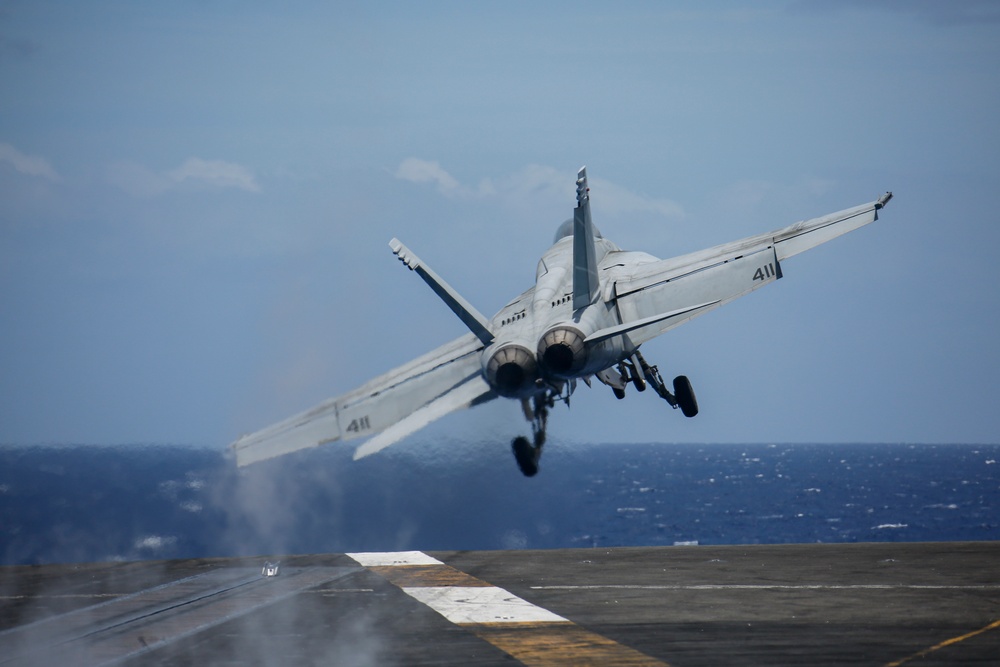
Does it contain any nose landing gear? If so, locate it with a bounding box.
[511,390,558,477]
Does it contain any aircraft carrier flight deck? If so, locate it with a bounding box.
[2,541,998,665]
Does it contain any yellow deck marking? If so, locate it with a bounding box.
[885,618,1000,666]
[370,564,491,588]
[348,551,670,666]
[473,624,668,667]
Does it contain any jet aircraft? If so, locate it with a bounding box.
[232,168,892,475]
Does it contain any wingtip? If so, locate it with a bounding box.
[390,238,420,269]
[876,191,893,209]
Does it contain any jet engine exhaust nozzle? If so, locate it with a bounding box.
[485,345,538,398]
[538,326,587,378]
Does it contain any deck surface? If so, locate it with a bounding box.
[1,542,998,665]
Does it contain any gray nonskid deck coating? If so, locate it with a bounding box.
[0,542,997,666]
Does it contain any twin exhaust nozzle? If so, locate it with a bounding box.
[484,326,588,397]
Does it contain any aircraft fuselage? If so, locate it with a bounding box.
[482,232,660,399]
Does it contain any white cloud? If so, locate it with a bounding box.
[107,157,260,196]
[0,142,60,181]
[589,177,685,219]
[478,164,569,202]
[395,159,684,220]
[395,157,462,196]
[168,157,260,192]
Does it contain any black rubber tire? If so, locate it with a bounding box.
[673,375,699,418]
[511,436,539,477]
[632,374,646,392]
[613,387,626,400]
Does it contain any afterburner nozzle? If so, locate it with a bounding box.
[537,326,587,378]
[484,344,538,398]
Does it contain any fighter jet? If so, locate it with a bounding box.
[232,168,892,475]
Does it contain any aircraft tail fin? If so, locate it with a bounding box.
[572,167,600,310]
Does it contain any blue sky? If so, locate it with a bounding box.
[1,1,998,448]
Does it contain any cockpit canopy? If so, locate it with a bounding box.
[553,218,602,244]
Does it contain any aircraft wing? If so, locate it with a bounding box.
[611,196,891,346]
[231,333,496,467]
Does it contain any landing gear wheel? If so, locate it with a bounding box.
[511,436,539,477]
[631,373,646,392]
[673,375,698,418]
[512,391,557,476]
[613,387,626,400]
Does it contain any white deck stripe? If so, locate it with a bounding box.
[348,551,570,626]
[403,586,568,625]
[347,551,444,567]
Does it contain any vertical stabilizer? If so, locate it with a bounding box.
[573,167,600,310]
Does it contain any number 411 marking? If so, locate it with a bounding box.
[753,262,778,282]
[346,416,371,433]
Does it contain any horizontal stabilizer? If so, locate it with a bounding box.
[585,300,720,345]
[353,375,493,460]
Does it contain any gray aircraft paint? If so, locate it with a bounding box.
[231,170,891,468]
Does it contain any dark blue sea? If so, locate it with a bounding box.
[1,442,997,566]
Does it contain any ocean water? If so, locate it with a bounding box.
[1,442,997,566]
